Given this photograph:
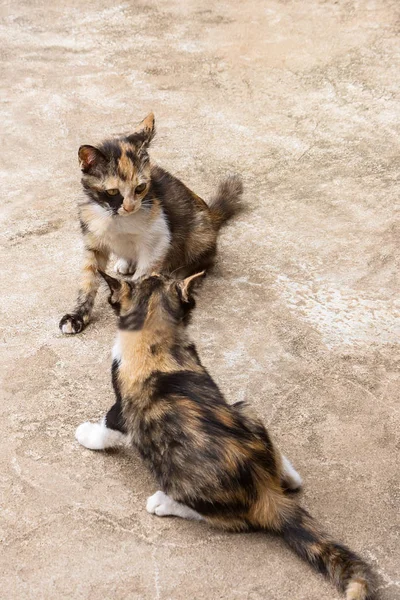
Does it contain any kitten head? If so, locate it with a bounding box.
[98,271,206,331]
[78,113,155,216]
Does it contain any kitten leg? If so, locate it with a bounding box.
[60,246,109,335]
[75,400,128,450]
[114,258,137,276]
[281,455,303,491]
[132,262,152,281]
[146,491,203,521]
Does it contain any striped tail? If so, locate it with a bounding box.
[280,505,376,600]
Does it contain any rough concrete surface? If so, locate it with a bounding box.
[1,0,399,598]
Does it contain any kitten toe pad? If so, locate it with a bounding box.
[146,491,169,515]
[60,313,85,335]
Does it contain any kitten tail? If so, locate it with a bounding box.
[207,174,243,229]
[279,504,376,599]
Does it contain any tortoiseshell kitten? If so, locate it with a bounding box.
[76,271,375,600]
[60,113,243,335]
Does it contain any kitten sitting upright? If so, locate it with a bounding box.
[60,113,243,335]
[76,271,375,600]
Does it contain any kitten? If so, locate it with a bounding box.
[60,113,243,335]
[75,271,375,600]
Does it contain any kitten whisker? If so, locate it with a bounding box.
[169,265,185,277]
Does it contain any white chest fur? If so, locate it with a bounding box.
[84,203,171,276]
[112,334,122,363]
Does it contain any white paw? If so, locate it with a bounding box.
[75,422,107,450]
[59,313,85,335]
[114,258,135,276]
[61,321,74,334]
[286,470,303,490]
[292,470,302,488]
[282,455,303,490]
[146,491,170,516]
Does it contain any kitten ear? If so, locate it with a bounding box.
[78,145,107,173]
[139,112,155,142]
[98,270,122,293]
[177,271,206,302]
[128,112,155,148]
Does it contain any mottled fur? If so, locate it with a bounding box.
[76,272,375,600]
[60,113,243,334]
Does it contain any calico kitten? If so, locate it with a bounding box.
[76,271,375,600]
[60,113,243,335]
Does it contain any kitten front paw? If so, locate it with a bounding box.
[114,258,136,276]
[146,491,170,515]
[75,422,107,450]
[59,313,85,335]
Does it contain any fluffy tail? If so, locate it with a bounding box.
[279,504,375,599]
[207,174,243,229]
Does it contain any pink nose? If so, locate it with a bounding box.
[123,200,135,213]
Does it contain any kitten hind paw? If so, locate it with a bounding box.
[75,422,107,450]
[59,313,85,335]
[146,491,204,520]
[146,491,169,515]
[281,455,303,491]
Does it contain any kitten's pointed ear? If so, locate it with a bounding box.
[177,271,206,302]
[128,112,155,148]
[98,270,122,293]
[78,145,107,173]
[141,112,155,132]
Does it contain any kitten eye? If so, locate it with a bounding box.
[135,183,146,194]
[106,189,119,196]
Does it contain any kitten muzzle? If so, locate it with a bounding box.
[122,199,139,213]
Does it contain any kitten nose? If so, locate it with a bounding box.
[123,199,136,213]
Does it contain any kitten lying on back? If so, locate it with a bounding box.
[60,113,243,335]
[76,271,375,600]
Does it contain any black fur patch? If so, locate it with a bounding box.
[119,277,164,331]
[108,298,121,315]
[170,344,186,365]
[152,370,225,405]
[99,140,122,162]
[79,219,88,234]
[119,298,149,331]
[160,293,180,320]
[76,294,95,316]
[188,497,249,517]
[59,313,85,333]
[105,400,126,433]
[97,190,124,213]
[125,148,140,165]
[126,131,153,148]
[111,359,122,400]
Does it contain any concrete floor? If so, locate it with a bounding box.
[1,0,399,598]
